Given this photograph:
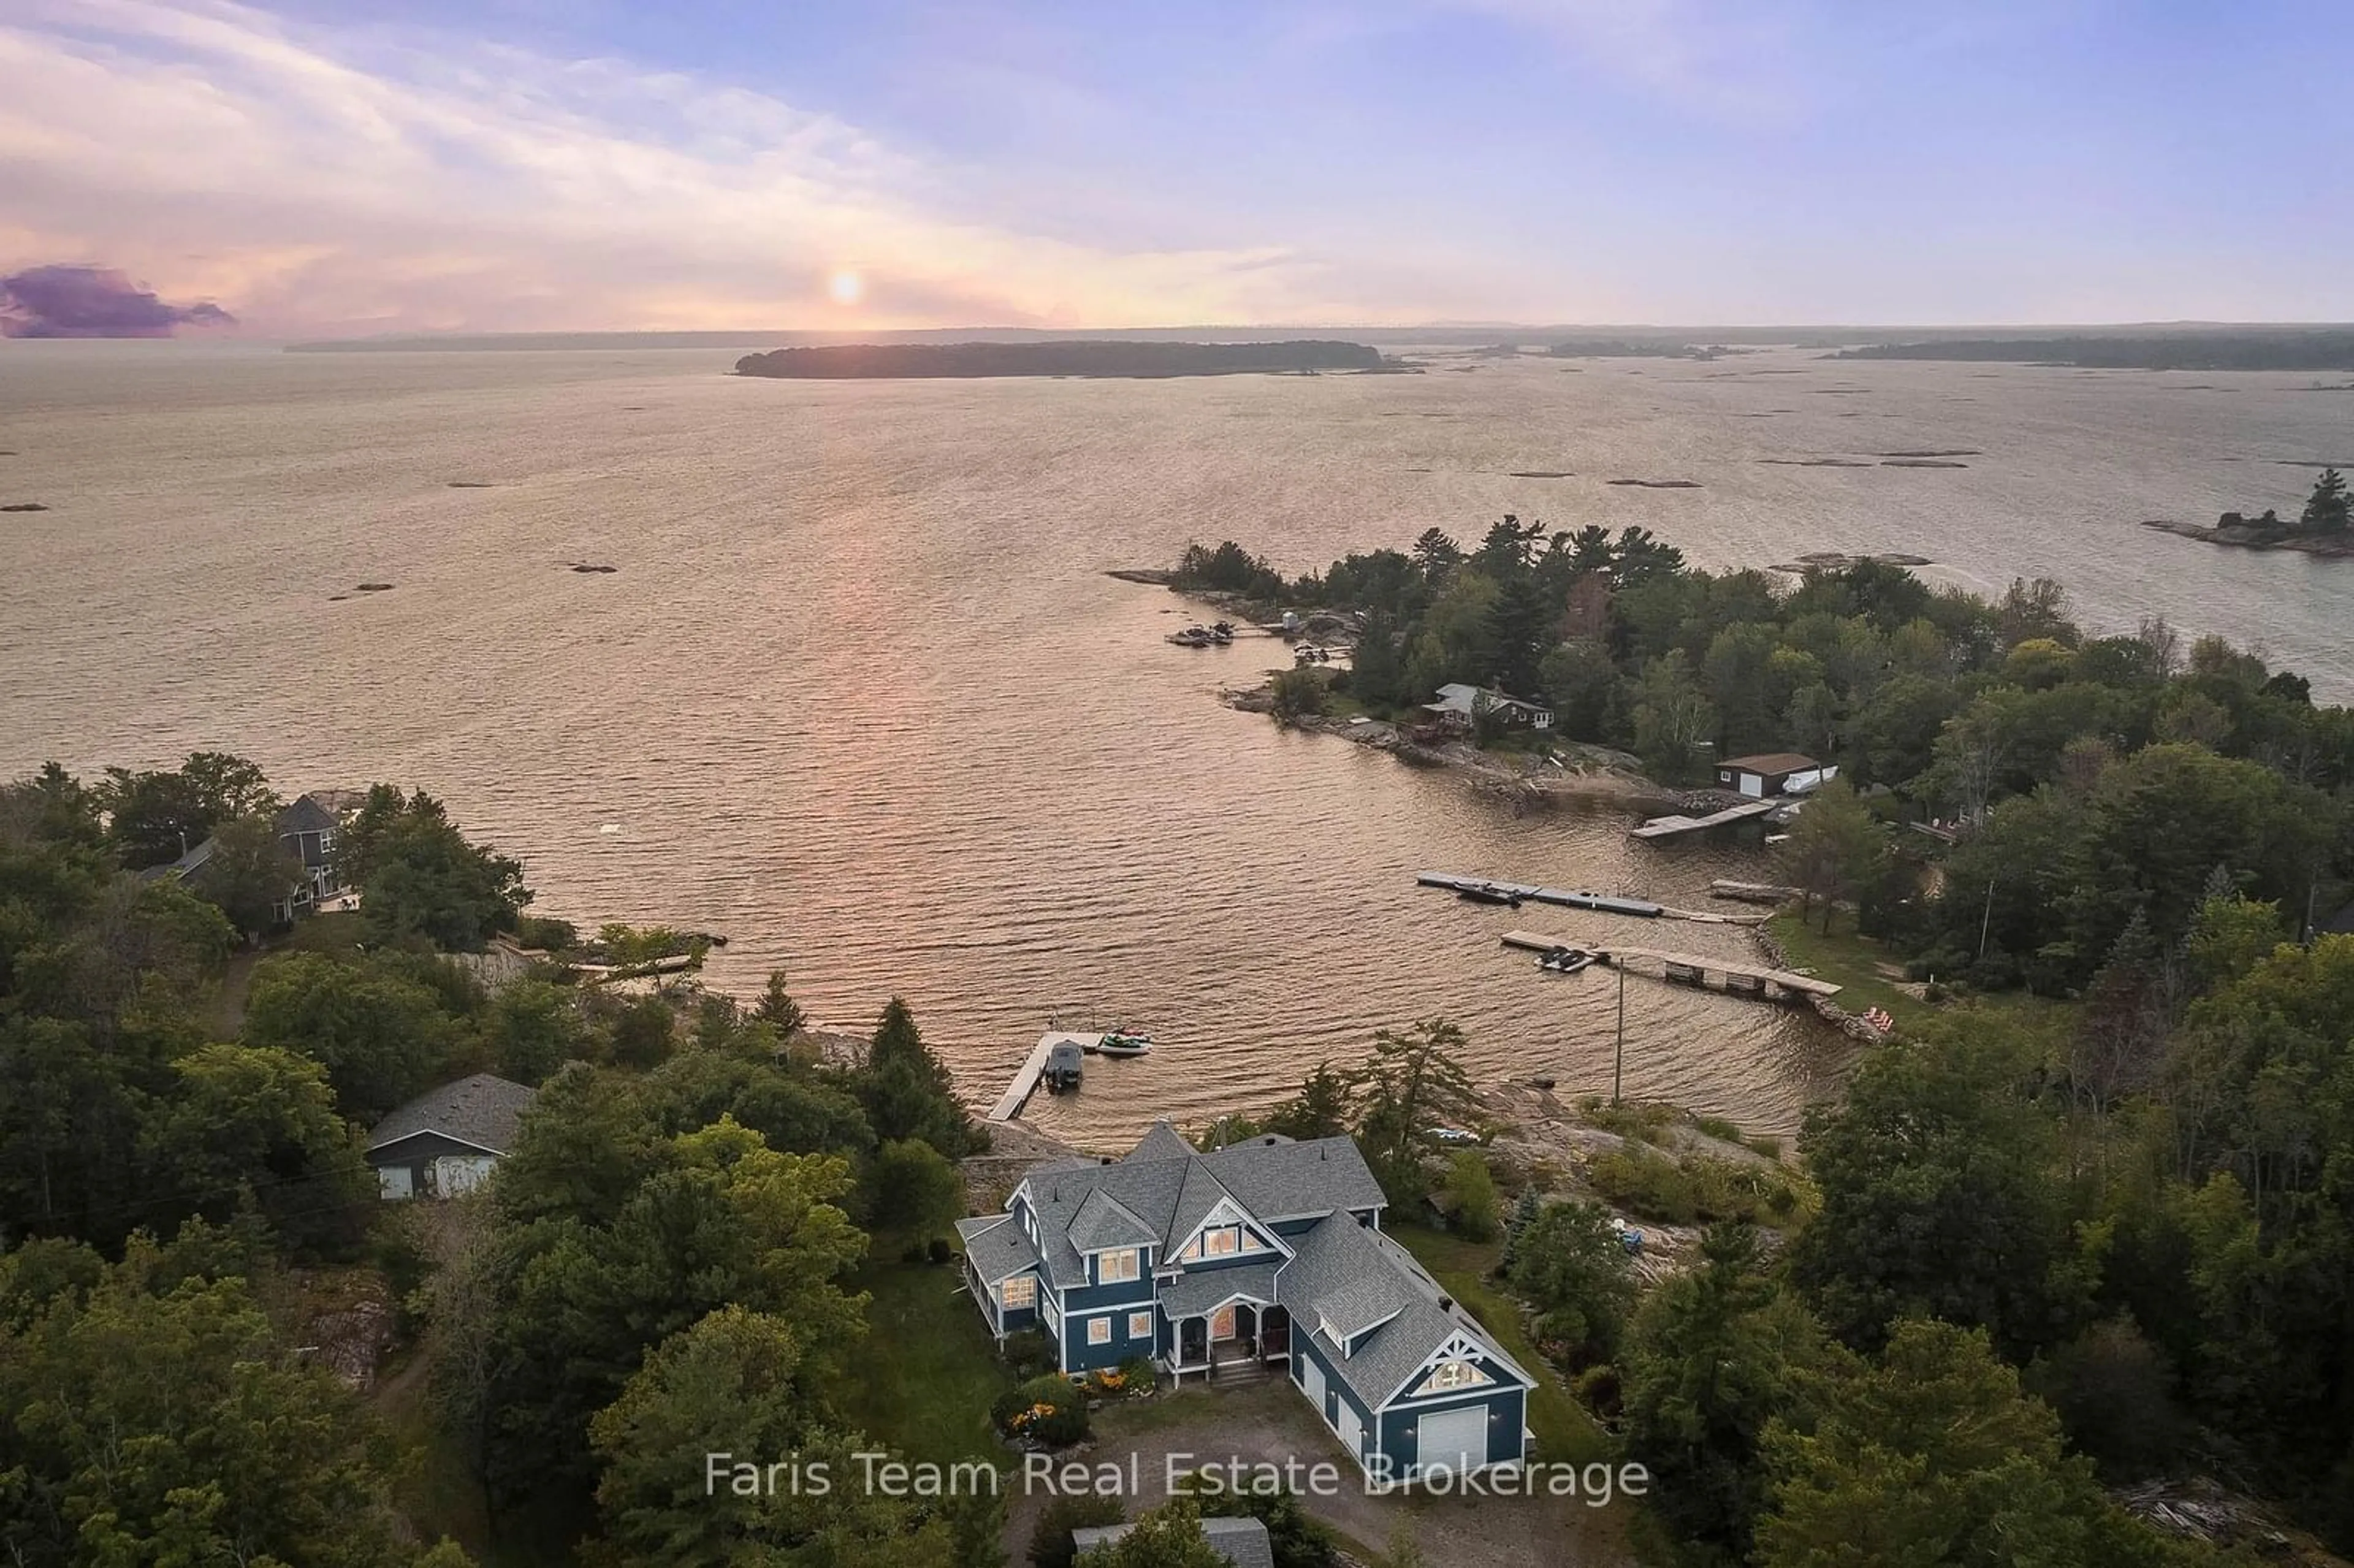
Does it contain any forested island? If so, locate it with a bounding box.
[1831,330,2354,371]
[2144,466,2353,557]
[733,339,1387,379]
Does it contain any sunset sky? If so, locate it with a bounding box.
[4,0,2350,335]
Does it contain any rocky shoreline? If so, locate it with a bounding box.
[2140,518,2353,557]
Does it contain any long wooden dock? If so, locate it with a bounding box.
[985,1031,1101,1122]
[1417,873,1766,926]
[1501,930,1840,1000]
[1418,872,1663,918]
[1629,798,1781,840]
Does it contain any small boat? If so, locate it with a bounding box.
[1538,946,1597,974]
[1279,611,1304,639]
[1209,621,1235,644]
[1167,625,1213,647]
[1042,1041,1086,1093]
[1096,1030,1154,1057]
[1457,883,1522,907]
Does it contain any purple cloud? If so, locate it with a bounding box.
[0,264,235,338]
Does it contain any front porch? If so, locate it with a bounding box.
[1162,1300,1290,1384]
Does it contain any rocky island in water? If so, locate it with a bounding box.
[733,338,1387,379]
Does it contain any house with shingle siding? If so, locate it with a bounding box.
[956,1123,1534,1483]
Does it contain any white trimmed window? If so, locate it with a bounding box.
[1000,1276,1035,1309]
[1099,1248,1140,1283]
[1240,1228,1268,1254]
[1203,1227,1240,1257]
[1417,1358,1493,1395]
[1128,1310,1154,1339]
[1179,1237,1202,1261]
[1087,1317,1112,1346]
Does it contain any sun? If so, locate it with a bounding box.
[828,268,864,306]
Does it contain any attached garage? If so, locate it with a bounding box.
[1415,1404,1487,1479]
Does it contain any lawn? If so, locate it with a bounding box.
[1763,909,1933,1026]
[837,1251,1016,1469]
[1385,1222,1612,1469]
[1765,910,2080,1034]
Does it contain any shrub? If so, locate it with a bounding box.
[1577,1097,1677,1144]
[1435,1150,1500,1240]
[1029,1491,1126,1568]
[1694,1115,1743,1144]
[1117,1355,1158,1393]
[1587,1149,1802,1228]
[926,1236,954,1265]
[992,1374,1089,1448]
[1572,1363,1623,1421]
[1003,1328,1054,1380]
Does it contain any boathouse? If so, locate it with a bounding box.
[955,1125,1534,1483]
[1716,752,1834,798]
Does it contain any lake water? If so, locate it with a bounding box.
[4,342,2347,1148]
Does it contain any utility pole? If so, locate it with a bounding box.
[1977,878,1997,961]
[1613,961,1626,1106]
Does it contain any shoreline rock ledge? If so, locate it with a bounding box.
[2140,518,2353,558]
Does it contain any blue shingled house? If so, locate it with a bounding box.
[956,1123,1534,1482]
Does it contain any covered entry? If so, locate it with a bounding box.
[1416,1406,1487,1478]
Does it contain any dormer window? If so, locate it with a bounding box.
[1099,1247,1140,1283]
[1202,1226,1240,1258]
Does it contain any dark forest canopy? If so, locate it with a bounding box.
[732,338,1385,379]
[1832,330,2354,371]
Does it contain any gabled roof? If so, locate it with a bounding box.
[274,793,341,837]
[956,1214,1042,1285]
[1721,752,1818,774]
[1011,1130,1384,1290]
[1275,1212,1531,1412]
[367,1073,537,1157]
[1067,1187,1158,1253]
[1128,1121,1195,1163]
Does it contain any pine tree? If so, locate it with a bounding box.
[2301,466,2350,535]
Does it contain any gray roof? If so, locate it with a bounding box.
[1013,1127,1383,1288]
[274,793,341,837]
[956,1214,1042,1285]
[1129,1121,1195,1162]
[367,1073,538,1157]
[1073,1516,1271,1568]
[1067,1187,1159,1252]
[1157,1260,1281,1319]
[1275,1214,1531,1411]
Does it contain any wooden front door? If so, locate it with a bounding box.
[1210,1304,1237,1341]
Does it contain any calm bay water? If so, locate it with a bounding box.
[4,342,2347,1147]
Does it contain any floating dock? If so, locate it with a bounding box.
[1417,872,1662,918]
[1417,873,1766,926]
[1629,799,1783,840]
[1501,931,1841,1000]
[986,1031,1103,1122]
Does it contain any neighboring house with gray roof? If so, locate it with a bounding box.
[1072,1515,1273,1567]
[367,1073,537,1200]
[957,1122,1533,1484]
[137,789,357,925]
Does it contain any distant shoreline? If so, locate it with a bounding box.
[733,339,1392,380]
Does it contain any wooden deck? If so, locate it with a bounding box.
[985,1031,1100,1122]
[1629,798,1781,839]
[1501,930,1841,1000]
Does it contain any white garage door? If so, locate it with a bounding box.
[1303,1358,1325,1414]
[1336,1402,1362,1458]
[1417,1405,1487,1478]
